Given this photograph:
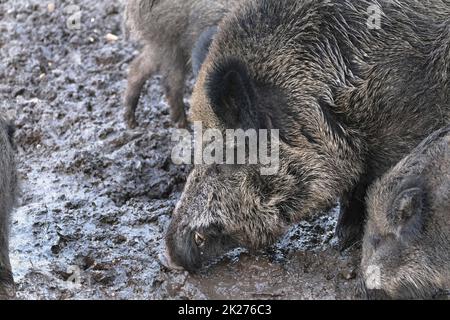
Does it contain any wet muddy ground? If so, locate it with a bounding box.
[0,0,361,299]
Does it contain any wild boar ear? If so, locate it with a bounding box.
[206,58,259,129]
[394,187,423,221]
[391,186,425,240]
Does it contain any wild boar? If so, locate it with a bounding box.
[361,126,450,300]
[166,0,450,271]
[124,0,239,128]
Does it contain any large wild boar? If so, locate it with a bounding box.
[0,116,18,299]
[361,126,450,300]
[124,0,239,128]
[165,0,450,271]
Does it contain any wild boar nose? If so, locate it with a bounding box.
[159,251,185,271]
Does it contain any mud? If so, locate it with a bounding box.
[0,0,360,300]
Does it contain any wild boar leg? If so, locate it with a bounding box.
[336,181,368,249]
[162,53,188,128]
[0,212,14,298]
[124,46,158,129]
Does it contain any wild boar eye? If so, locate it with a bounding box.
[194,232,206,247]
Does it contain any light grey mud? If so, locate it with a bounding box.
[0,0,360,299]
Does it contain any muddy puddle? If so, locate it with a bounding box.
[0,0,361,299]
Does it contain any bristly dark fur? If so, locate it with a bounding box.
[166,0,450,271]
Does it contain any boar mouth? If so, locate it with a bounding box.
[159,252,186,272]
[165,227,239,272]
[165,231,202,272]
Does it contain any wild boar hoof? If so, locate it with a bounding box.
[0,268,15,300]
[125,112,138,129]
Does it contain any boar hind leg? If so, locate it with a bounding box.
[0,266,14,299]
[0,222,14,299]
[162,56,188,128]
[192,26,218,78]
[335,181,368,250]
[124,46,159,129]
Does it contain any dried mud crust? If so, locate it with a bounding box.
[0,0,360,299]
